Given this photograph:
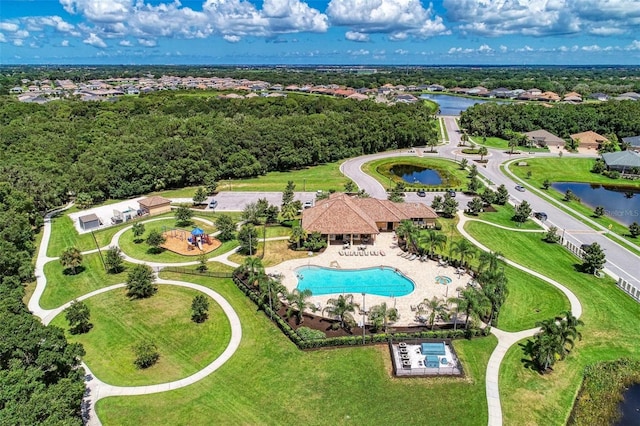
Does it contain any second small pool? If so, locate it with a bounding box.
[296,265,415,297]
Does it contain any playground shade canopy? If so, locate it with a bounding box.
[191,227,205,236]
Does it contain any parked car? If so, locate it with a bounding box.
[209,199,218,209]
[417,189,426,197]
[303,200,313,208]
[534,212,548,221]
[447,190,456,197]
[515,185,526,192]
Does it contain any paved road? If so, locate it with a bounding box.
[440,117,639,288]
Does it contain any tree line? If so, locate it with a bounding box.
[0,93,436,211]
[0,184,86,424]
[459,100,640,142]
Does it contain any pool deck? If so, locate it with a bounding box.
[267,233,473,327]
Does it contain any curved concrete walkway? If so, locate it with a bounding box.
[456,212,582,426]
[30,208,244,426]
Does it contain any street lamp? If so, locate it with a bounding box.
[361,292,367,344]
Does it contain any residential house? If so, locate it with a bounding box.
[426,84,445,92]
[563,92,583,103]
[588,93,610,101]
[622,136,640,153]
[570,131,609,150]
[523,129,565,147]
[601,151,640,173]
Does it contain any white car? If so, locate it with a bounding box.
[515,185,525,192]
[303,200,313,208]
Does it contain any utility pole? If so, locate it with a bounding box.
[91,230,106,272]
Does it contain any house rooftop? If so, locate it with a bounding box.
[602,151,640,168]
[138,196,171,207]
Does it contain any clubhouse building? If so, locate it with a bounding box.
[301,193,438,246]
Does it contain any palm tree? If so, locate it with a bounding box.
[242,256,264,287]
[450,287,491,329]
[289,226,306,250]
[60,247,83,275]
[419,296,449,330]
[478,250,503,274]
[478,146,488,161]
[481,272,509,326]
[368,302,399,332]
[420,230,447,257]
[396,220,419,253]
[450,239,477,270]
[323,294,358,331]
[286,288,314,324]
[531,330,561,373]
[556,310,584,356]
[258,275,286,312]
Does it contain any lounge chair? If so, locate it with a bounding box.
[380,250,386,256]
[364,251,369,256]
[339,251,344,256]
[409,254,417,261]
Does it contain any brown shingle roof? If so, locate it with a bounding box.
[302,194,437,234]
[524,129,565,145]
[570,131,608,145]
[138,196,171,208]
[79,213,100,223]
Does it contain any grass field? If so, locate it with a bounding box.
[362,157,470,191]
[51,286,230,386]
[507,158,640,253]
[439,117,449,141]
[96,272,497,425]
[469,204,543,231]
[464,221,640,425]
[155,161,349,197]
[497,265,569,332]
[228,239,309,267]
[41,253,134,309]
[469,136,549,152]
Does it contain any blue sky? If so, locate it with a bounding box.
[1,0,639,65]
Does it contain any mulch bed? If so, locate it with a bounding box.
[160,231,221,256]
[275,306,453,338]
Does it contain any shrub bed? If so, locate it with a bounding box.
[232,274,488,350]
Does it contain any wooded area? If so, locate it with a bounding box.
[459,100,640,141]
[0,93,436,210]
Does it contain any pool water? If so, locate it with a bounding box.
[296,265,415,297]
[435,276,452,285]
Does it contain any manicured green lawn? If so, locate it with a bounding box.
[439,117,449,141]
[155,161,349,197]
[51,286,230,387]
[507,158,640,254]
[363,157,470,191]
[497,265,569,332]
[46,210,124,257]
[97,273,497,425]
[468,204,543,231]
[255,224,292,238]
[464,221,640,425]
[41,253,134,309]
[469,136,549,152]
[228,240,309,267]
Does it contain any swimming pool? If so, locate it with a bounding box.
[435,275,452,285]
[295,265,415,297]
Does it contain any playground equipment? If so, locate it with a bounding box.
[189,227,211,251]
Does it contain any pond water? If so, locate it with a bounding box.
[616,383,640,426]
[419,93,506,116]
[391,164,442,185]
[551,182,640,226]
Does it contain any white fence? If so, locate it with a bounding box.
[617,278,640,303]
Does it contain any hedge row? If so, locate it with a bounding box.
[403,187,464,192]
[232,275,489,350]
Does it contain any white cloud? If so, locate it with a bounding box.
[447,44,494,55]
[626,40,640,51]
[138,38,156,47]
[13,39,24,46]
[443,0,640,37]
[395,48,408,55]
[499,45,508,52]
[119,39,132,46]
[15,30,29,39]
[327,0,448,39]
[83,32,107,48]
[223,35,241,43]
[0,33,6,43]
[478,44,493,53]
[345,31,369,42]
[61,0,132,23]
[581,44,601,51]
[348,48,370,56]
[61,39,69,46]
[0,22,19,32]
